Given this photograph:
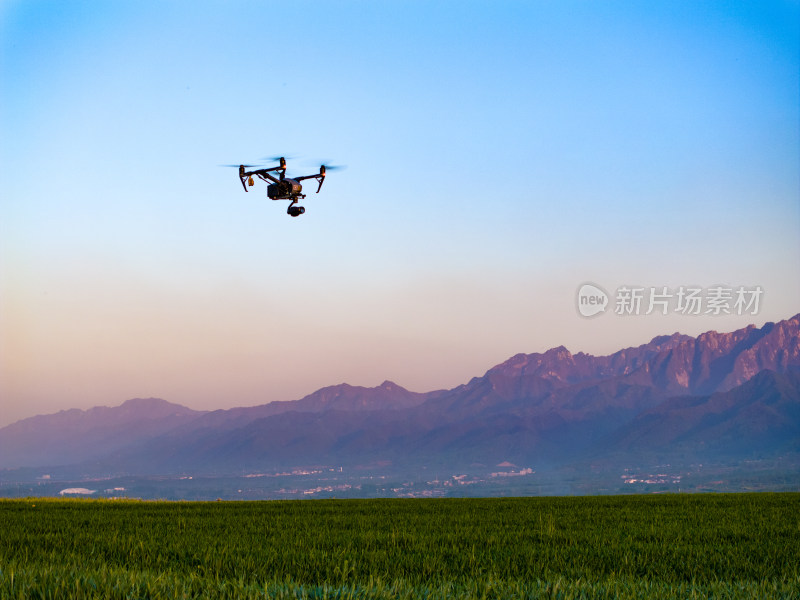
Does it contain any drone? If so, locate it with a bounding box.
[225,157,339,217]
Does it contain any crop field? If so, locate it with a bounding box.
[1,493,798,599]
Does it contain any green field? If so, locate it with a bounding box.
[1,494,798,599]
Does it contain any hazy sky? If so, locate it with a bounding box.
[2,1,799,427]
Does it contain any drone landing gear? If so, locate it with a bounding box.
[288,205,305,217]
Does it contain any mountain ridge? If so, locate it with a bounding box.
[2,314,798,473]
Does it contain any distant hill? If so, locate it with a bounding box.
[0,398,206,469]
[1,314,798,474]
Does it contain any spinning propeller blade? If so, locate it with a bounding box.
[261,155,294,163]
[310,159,346,172]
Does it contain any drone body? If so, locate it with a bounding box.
[232,157,333,217]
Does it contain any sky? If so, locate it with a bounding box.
[1,0,799,427]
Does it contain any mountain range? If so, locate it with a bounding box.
[1,314,798,475]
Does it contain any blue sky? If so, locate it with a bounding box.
[1,1,799,426]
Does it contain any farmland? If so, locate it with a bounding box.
[1,494,798,599]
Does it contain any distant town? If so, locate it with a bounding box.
[3,456,795,501]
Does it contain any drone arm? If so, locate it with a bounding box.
[294,173,326,193]
[251,168,282,184]
[234,161,286,191]
[256,172,277,184]
[238,169,281,190]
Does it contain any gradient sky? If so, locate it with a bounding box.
[2,1,799,427]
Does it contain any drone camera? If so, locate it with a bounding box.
[287,205,305,217]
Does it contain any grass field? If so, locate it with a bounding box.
[1,493,798,599]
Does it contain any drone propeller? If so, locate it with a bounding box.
[318,164,345,178]
[309,159,346,173]
[219,164,261,168]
